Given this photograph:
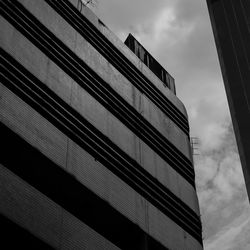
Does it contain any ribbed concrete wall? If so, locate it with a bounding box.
[0,0,203,249]
[0,0,199,212]
[0,83,201,249]
[0,165,120,250]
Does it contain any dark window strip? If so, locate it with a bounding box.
[0,48,202,238]
[0,49,202,242]
[45,0,189,135]
[0,0,195,185]
[0,123,169,250]
[0,213,54,250]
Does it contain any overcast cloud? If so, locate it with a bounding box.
[90,0,250,248]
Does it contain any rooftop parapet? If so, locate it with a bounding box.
[125,34,176,95]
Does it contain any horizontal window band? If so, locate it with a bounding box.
[0,123,168,250]
[0,0,195,186]
[0,213,53,250]
[45,0,190,136]
[0,48,202,243]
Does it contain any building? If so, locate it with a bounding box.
[206,0,250,201]
[0,0,202,249]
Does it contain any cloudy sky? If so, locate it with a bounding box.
[87,0,250,249]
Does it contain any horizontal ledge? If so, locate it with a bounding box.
[0,123,167,250]
[0,0,195,185]
[0,46,202,243]
[45,0,190,135]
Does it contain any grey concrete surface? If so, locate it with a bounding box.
[0,0,202,249]
[0,165,120,250]
[18,0,191,159]
[0,14,199,213]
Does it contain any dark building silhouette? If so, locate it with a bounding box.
[0,0,202,249]
[206,0,250,201]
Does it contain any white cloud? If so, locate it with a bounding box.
[195,156,218,187]
[200,122,227,151]
[195,121,248,246]
[152,7,194,47]
[96,0,168,35]
[195,123,245,211]
[205,206,250,250]
[214,153,244,193]
[119,5,195,59]
[190,96,229,152]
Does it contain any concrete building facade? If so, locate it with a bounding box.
[206,0,250,201]
[0,0,202,249]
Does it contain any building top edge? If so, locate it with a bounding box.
[72,0,189,119]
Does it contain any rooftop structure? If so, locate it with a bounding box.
[125,34,176,94]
